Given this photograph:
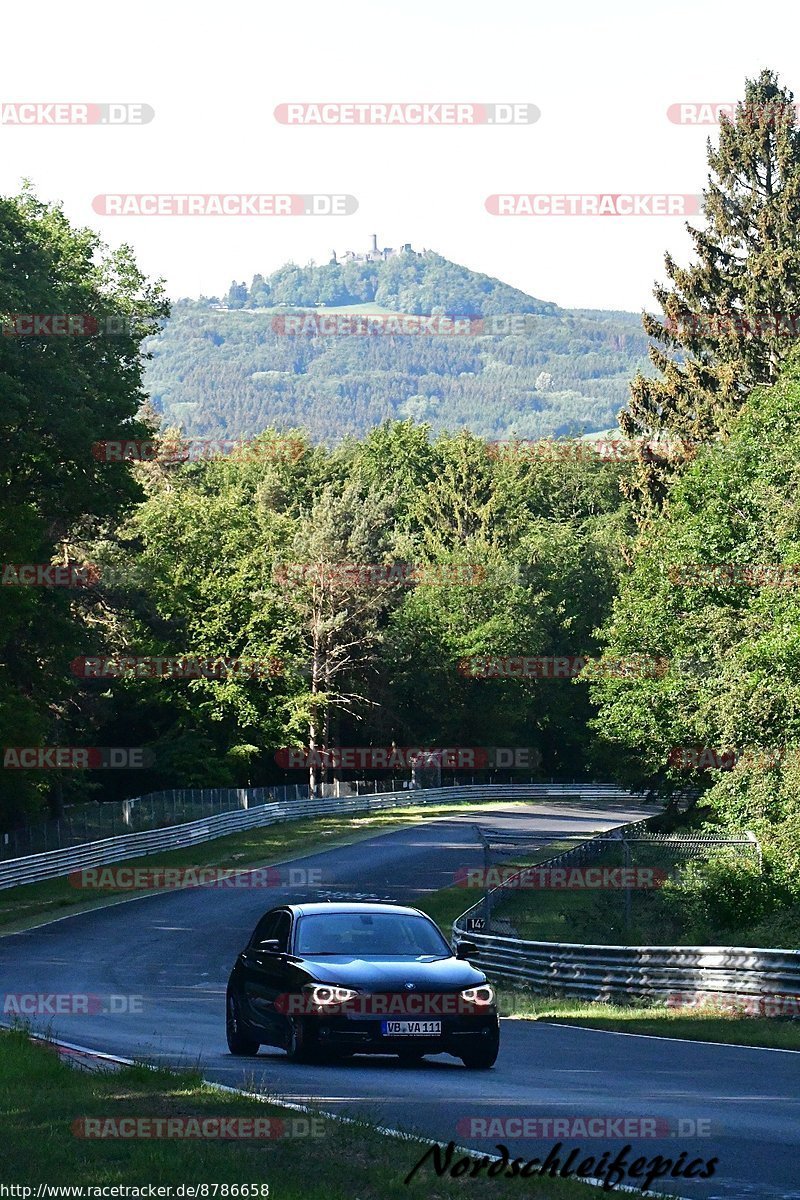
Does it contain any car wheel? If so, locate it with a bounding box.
[460,1042,499,1070]
[286,1017,320,1063]
[226,991,260,1056]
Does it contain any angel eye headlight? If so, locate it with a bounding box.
[459,984,495,1006]
[304,984,360,1006]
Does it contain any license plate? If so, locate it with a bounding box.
[382,1019,441,1036]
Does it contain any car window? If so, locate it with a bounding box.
[295,912,450,957]
[273,912,291,952]
[250,911,281,947]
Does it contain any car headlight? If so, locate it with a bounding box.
[304,984,360,1006]
[459,984,495,1006]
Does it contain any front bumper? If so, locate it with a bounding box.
[308,1012,500,1055]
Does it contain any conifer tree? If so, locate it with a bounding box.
[621,69,800,512]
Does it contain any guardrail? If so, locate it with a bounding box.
[0,777,649,861]
[452,817,789,1008]
[448,930,800,1009]
[0,782,649,891]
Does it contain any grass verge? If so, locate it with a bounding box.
[0,1027,617,1198]
[495,990,800,1052]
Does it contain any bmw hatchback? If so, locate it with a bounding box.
[226,901,499,1068]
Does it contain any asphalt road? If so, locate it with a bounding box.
[1,799,798,1199]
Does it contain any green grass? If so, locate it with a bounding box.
[0,1028,624,1198]
[495,990,800,1052]
[0,799,534,937]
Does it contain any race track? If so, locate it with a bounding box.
[2,800,798,1199]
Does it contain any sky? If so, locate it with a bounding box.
[2,0,799,312]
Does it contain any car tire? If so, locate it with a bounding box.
[460,1042,499,1070]
[226,991,260,1056]
[286,1017,320,1064]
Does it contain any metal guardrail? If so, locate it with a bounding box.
[0,777,646,861]
[453,817,790,1007]
[0,782,648,891]
[448,929,800,1006]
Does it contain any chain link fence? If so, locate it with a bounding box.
[460,823,761,945]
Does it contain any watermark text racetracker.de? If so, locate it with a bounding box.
[92,437,305,462]
[70,655,286,681]
[667,745,800,771]
[2,314,143,337]
[91,194,357,216]
[668,563,800,588]
[68,865,325,891]
[1,562,98,587]
[458,654,669,680]
[273,562,485,587]
[455,865,668,889]
[485,194,701,216]
[667,100,800,125]
[274,746,539,770]
[0,102,154,125]
[3,747,151,769]
[73,1116,323,1140]
[274,102,540,125]
[456,1115,715,1140]
[275,986,496,1017]
[665,312,800,339]
[0,1189,270,1199]
[2,993,143,1015]
[270,313,542,336]
[667,990,800,1016]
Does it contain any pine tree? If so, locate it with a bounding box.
[621,69,800,512]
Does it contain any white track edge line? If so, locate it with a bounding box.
[534,1018,800,1054]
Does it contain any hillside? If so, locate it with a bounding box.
[143,249,653,442]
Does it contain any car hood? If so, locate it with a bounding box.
[300,954,486,991]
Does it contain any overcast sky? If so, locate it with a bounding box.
[2,0,798,312]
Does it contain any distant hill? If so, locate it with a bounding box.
[143,249,654,443]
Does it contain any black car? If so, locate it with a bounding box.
[226,901,499,1068]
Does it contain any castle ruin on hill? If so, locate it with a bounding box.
[330,234,420,265]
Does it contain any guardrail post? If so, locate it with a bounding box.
[624,836,632,935]
[746,830,763,872]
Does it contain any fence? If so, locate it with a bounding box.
[0,777,642,862]
[0,782,650,891]
[465,822,761,935]
[452,817,787,1008]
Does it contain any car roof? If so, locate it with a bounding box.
[282,902,428,918]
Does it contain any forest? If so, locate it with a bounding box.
[142,261,652,443]
[4,70,800,945]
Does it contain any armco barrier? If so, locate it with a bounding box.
[447,930,800,1008]
[452,817,795,1007]
[0,782,648,891]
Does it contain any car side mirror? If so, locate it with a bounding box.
[456,940,478,959]
[256,939,282,952]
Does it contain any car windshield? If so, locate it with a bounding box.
[295,911,451,957]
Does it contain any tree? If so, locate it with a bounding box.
[225,281,248,309]
[593,347,800,875]
[621,69,800,512]
[278,478,403,794]
[0,186,167,825]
